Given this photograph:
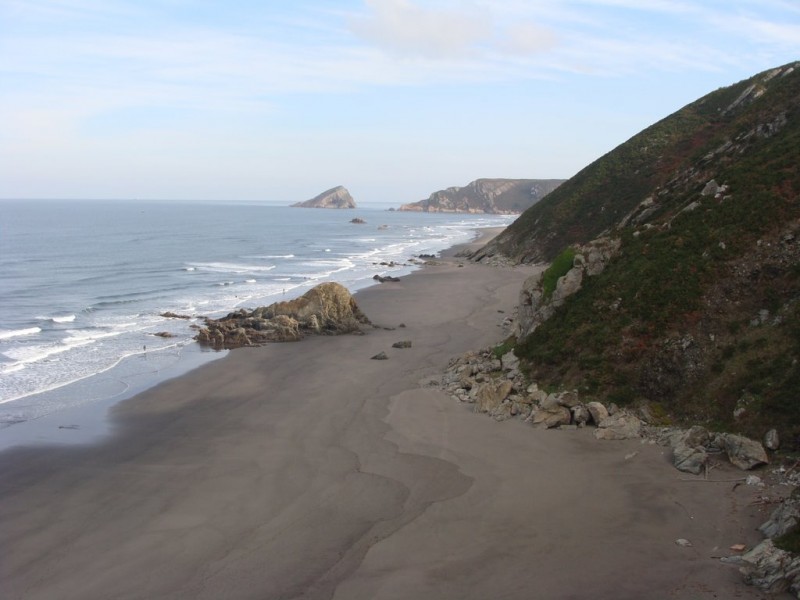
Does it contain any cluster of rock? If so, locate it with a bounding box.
[194,282,370,349]
[371,338,411,361]
[650,425,770,473]
[441,347,643,440]
[516,237,621,339]
[441,346,772,473]
[725,488,800,596]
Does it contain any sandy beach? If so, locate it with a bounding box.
[0,229,781,599]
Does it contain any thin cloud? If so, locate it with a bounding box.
[349,0,490,59]
[501,23,559,56]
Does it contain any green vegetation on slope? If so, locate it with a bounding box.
[504,62,800,446]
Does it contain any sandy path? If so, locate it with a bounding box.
[0,236,780,599]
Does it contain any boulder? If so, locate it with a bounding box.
[392,340,412,348]
[671,426,710,475]
[532,405,571,428]
[571,405,591,426]
[594,414,642,440]
[540,393,562,410]
[586,401,610,426]
[721,433,769,470]
[556,390,581,408]
[475,380,514,414]
[765,429,781,451]
[371,351,389,360]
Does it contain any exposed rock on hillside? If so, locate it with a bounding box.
[397,178,563,214]
[516,237,620,339]
[292,186,356,209]
[195,282,370,349]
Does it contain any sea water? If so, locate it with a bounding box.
[0,199,513,441]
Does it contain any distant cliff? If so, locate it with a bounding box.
[292,186,356,209]
[397,178,564,214]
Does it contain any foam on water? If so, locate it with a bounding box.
[0,327,42,340]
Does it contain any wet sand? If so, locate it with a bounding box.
[0,229,779,599]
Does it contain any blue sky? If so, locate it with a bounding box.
[1,0,799,205]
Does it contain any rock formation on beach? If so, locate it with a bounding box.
[291,185,356,209]
[195,282,370,349]
[397,178,564,214]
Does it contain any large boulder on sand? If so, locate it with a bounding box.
[257,282,370,333]
[195,282,370,349]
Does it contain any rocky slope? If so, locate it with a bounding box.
[471,62,800,448]
[291,185,356,209]
[397,178,563,214]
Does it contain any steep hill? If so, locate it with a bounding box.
[292,186,356,209]
[479,62,800,446]
[397,178,563,214]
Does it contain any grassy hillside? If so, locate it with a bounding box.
[489,62,800,446]
[475,63,800,264]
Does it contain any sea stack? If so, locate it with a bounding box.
[292,186,356,209]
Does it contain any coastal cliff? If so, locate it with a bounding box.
[291,185,356,209]
[471,61,800,450]
[397,178,563,214]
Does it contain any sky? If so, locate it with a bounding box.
[1,1,799,205]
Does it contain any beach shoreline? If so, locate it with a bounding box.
[0,225,503,454]
[0,225,780,599]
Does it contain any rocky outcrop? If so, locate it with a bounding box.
[292,186,356,209]
[441,345,773,473]
[397,178,564,215]
[195,282,370,349]
[722,486,800,596]
[735,540,800,596]
[441,346,642,435]
[516,237,621,339]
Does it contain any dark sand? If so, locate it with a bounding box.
[0,229,780,599]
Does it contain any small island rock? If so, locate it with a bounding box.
[292,186,356,209]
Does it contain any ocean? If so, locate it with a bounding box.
[0,199,513,444]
